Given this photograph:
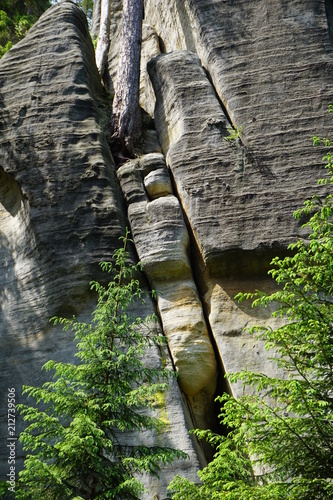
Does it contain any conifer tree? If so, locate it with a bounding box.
[169,118,333,499]
[17,231,186,499]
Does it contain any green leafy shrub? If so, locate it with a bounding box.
[0,1,51,58]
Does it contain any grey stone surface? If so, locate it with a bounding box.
[143,0,333,400]
[118,156,218,435]
[2,0,333,496]
[144,167,173,200]
[0,0,126,473]
[0,1,201,489]
[145,0,333,271]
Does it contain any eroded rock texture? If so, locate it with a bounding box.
[0,0,124,473]
[141,0,333,398]
[1,0,333,496]
[0,1,200,491]
[117,154,218,435]
[146,1,333,261]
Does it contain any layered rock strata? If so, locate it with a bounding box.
[1,0,333,495]
[0,0,124,472]
[117,154,218,432]
[0,1,201,488]
[145,24,333,392]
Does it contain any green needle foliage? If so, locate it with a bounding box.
[17,231,186,499]
[169,117,333,499]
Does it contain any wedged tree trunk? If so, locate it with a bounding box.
[110,0,143,161]
[95,0,111,77]
[90,0,101,38]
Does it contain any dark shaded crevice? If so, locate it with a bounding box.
[325,0,333,46]
[203,66,233,130]
[165,156,233,436]
[112,125,229,466]
[157,36,166,54]
[112,149,211,466]
[0,167,23,216]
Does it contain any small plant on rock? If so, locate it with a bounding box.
[225,125,242,142]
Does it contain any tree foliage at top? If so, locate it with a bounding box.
[73,0,93,23]
[168,112,333,499]
[0,0,51,57]
[0,0,94,58]
[16,232,186,499]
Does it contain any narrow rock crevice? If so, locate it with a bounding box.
[148,145,234,451]
[114,148,220,464]
[165,155,233,410]
[112,118,231,460]
[0,167,23,217]
[202,66,234,131]
[325,0,333,46]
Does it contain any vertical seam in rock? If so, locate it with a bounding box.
[114,162,179,378]
[164,153,234,402]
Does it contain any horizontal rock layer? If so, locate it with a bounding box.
[144,0,333,268]
[0,2,201,488]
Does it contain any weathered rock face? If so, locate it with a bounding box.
[0,0,125,322]
[0,0,124,476]
[0,2,201,493]
[1,0,333,497]
[145,1,333,266]
[117,154,218,435]
[141,0,333,398]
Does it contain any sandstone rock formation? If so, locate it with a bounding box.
[0,2,201,493]
[1,0,333,497]
[142,0,333,398]
[117,154,218,434]
[0,0,123,476]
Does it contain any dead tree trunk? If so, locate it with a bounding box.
[90,0,101,38]
[95,0,111,77]
[110,0,143,161]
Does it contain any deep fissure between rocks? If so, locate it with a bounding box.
[108,55,247,465]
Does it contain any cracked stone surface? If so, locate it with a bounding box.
[118,155,218,436]
[1,0,333,496]
[0,2,201,489]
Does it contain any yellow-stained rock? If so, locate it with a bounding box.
[157,280,217,397]
[118,155,218,431]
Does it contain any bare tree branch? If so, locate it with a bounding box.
[95,0,111,77]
